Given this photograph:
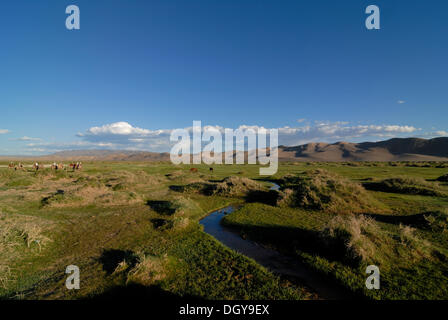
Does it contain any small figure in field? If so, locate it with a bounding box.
[8,162,15,169]
[18,163,24,171]
[209,167,214,172]
[190,168,198,173]
[59,163,64,170]
[33,162,40,171]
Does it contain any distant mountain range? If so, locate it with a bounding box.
[2,137,448,162]
[38,150,171,162]
[277,137,448,162]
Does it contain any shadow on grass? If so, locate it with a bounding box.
[363,181,443,197]
[363,213,428,227]
[40,189,65,207]
[146,200,177,215]
[222,221,357,267]
[150,218,174,230]
[99,249,138,274]
[169,183,215,196]
[244,190,280,206]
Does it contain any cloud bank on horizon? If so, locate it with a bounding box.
[1,120,445,155]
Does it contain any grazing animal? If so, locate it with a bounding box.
[190,168,198,173]
[8,162,14,169]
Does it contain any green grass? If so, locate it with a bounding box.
[0,163,309,300]
[1,161,447,300]
[222,165,448,300]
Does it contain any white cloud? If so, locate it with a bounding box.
[22,120,423,154]
[0,129,10,134]
[275,122,417,146]
[9,136,42,141]
[77,122,171,147]
[78,122,153,137]
[435,130,448,136]
[397,100,406,104]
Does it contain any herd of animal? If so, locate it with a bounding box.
[6,163,210,173]
[7,162,83,171]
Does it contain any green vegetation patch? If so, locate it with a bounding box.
[364,177,447,197]
[277,169,385,214]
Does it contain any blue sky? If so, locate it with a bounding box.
[0,0,447,155]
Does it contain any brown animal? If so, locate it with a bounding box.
[190,168,198,173]
[8,162,14,169]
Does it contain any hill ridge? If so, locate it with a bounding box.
[2,137,447,162]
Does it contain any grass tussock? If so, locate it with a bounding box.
[0,265,14,290]
[0,212,53,291]
[127,253,169,285]
[212,176,264,197]
[277,169,385,214]
[321,214,433,266]
[424,209,448,232]
[364,177,447,197]
[40,185,141,208]
[38,171,163,208]
[321,215,382,264]
[173,176,264,198]
[100,170,167,187]
[0,213,52,252]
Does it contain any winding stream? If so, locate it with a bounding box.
[200,182,355,300]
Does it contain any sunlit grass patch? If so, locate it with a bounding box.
[277,169,387,214]
[364,177,447,197]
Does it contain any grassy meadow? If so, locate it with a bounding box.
[0,161,447,300]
